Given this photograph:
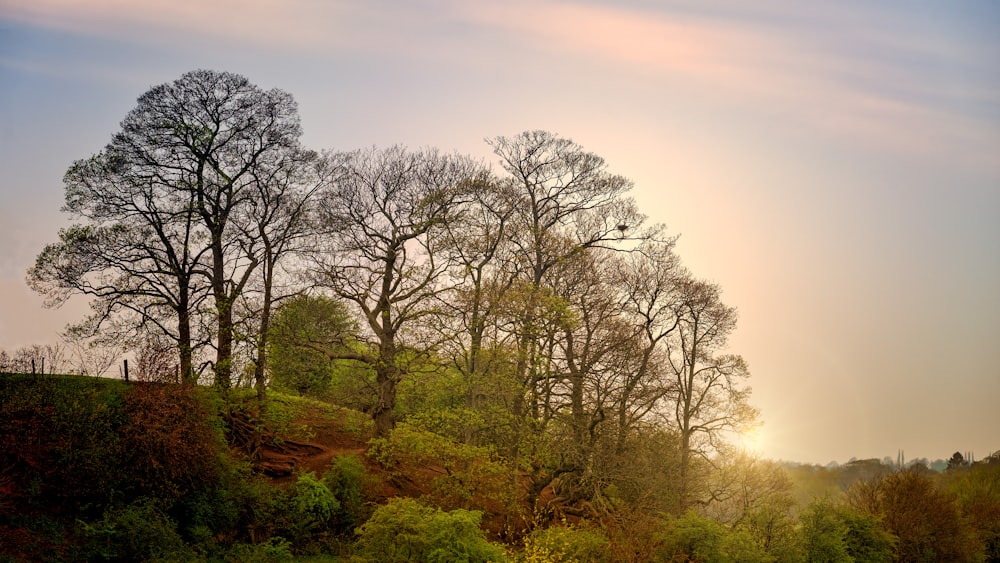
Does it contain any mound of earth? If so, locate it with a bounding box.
[258,410,368,481]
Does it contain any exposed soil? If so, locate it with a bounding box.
[227,402,419,502]
[229,405,368,481]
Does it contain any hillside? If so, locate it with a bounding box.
[3,374,997,562]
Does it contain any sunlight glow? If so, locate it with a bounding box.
[738,426,765,455]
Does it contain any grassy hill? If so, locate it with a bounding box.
[0,374,535,561]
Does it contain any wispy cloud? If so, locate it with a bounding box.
[4,0,997,172]
[454,1,1000,173]
[1,0,360,50]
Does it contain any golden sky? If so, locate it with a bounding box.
[1,0,998,464]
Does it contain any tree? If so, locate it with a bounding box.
[237,147,332,402]
[801,498,896,563]
[849,469,983,562]
[267,293,360,399]
[313,145,482,435]
[30,69,310,387]
[944,454,1000,561]
[610,239,685,454]
[665,278,757,511]
[486,130,647,497]
[29,173,209,382]
[947,451,970,471]
[435,174,519,416]
[0,344,66,374]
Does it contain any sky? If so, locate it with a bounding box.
[1,0,997,465]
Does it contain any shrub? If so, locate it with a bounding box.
[174,484,240,546]
[323,454,368,529]
[79,499,192,561]
[354,497,506,563]
[518,524,610,563]
[224,537,295,563]
[655,511,772,563]
[288,472,339,540]
[369,423,511,510]
[121,383,224,502]
[0,376,128,516]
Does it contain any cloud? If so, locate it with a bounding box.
[4,0,997,173]
[454,1,1000,173]
[1,0,359,50]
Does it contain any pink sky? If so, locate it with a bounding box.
[1,0,997,464]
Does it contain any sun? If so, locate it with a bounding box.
[738,426,766,455]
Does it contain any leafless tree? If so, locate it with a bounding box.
[29,70,310,388]
[313,145,483,435]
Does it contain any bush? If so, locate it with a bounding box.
[0,376,129,515]
[79,499,192,561]
[518,524,610,563]
[290,472,340,540]
[323,454,368,529]
[224,537,295,563]
[655,511,772,563]
[368,423,510,510]
[354,497,506,563]
[121,383,225,502]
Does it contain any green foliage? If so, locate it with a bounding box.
[849,469,982,563]
[174,483,241,546]
[268,294,361,400]
[801,499,852,563]
[291,472,340,537]
[839,508,895,563]
[0,375,128,515]
[737,503,804,562]
[656,511,773,563]
[368,422,511,510]
[322,454,368,529]
[230,477,292,546]
[223,537,295,563]
[941,457,1000,562]
[78,498,192,562]
[801,497,896,563]
[353,497,506,563]
[517,524,611,563]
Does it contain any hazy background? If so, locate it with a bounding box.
[1,0,997,465]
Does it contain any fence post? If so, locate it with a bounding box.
[124,359,129,382]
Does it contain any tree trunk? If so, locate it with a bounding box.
[177,293,195,383]
[212,239,233,389]
[373,363,398,437]
[253,263,274,412]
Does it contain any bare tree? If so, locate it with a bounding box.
[30,70,309,388]
[133,333,179,382]
[610,239,686,453]
[665,278,758,511]
[486,130,647,492]
[29,172,209,382]
[237,148,335,405]
[63,335,122,377]
[0,344,66,374]
[313,146,483,435]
